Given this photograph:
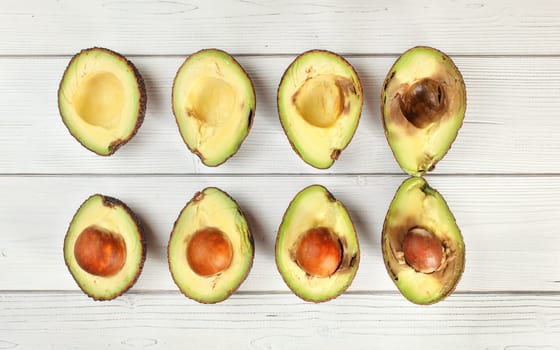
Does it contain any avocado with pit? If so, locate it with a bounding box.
[381,46,466,176]
[172,49,256,166]
[276,185,360,302]
[63,194,146,300]
[58,48,147,155]
[277,50,363,169]
[168,187,254,303]
[382,177,465,305]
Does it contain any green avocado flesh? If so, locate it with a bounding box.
[382,177,465,305]
[58,48,146,156]
[172,49,256,167]
[278,50,363,169]
[168,187,254,303]
[63,194,146,300]
[381,46,466,176]
[276,185,360,302]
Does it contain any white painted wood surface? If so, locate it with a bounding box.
[1,56,560,174]
[1,175,560,292]
[1,0,559,348]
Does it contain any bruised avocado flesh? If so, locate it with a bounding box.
[58,48,146,155]
[172,49,256,166]
[63,194,146,300]
[168,187,254,303]
[381,46,466,176]
[276,185,360,302]
[278,50,363,169]
[382,177,465,305]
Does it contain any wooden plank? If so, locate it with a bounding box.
[1,56,560,174]
[0,1,560,55]
[1,292,559,348]
[1,175,559,292]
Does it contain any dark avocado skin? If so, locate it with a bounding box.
[58,47,147,156]
[64,194,147,301]
[167,187,255,304]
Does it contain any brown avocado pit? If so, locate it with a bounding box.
[74,225,127,277]
[295,227,342,277]
[186,227,233,276]
[402,227,445,274]
[399,78,446,129]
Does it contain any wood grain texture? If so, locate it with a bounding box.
[0,1,559,55]
[1,292,559,349]
[1,175,559,292]
[2,1,560,346]
[1,56,560,174]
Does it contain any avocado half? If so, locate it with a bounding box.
[168,187,254,303]
[277,50,363,169]
[58,47,147,156]
[63,194,146,300]
[381,46,466,176]
[172,49,256,167]
[382,177,465,305]
[276,185,360,302]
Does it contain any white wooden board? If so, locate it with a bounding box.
[1,0,560,347]
[1,175,559,292]
[1,56,560,174]
[0,0,560,55]
[1,293,559,349]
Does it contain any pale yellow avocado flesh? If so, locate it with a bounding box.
[168,187,254,303]
[278,51,363,169]
[172,49,255,166]
[276,185,359,302]
[58,48,144,155]
[64,194,145,300]
[382,177,465,305]
[382,47,466,176]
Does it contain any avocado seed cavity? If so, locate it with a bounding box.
[399,78,446,129]
[402,227,444,274]
[295,227,342,277]
[187,76,236,126]
[74,225,127,277]
[294,75,343,128]
[187,227,233,276]
[73,72,125,128]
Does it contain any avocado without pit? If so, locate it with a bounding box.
[58,47,147,156]
[277,50,363,169]
[172,49,256,166]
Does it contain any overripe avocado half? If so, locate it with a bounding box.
[277,50,363,169]
[168,187,254,303]
[381,46,466,176]
[172,49,256,167]
[63,194,146,300]
[382,177,465,305]
[58,48,147,155]
[276,185,360,302]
